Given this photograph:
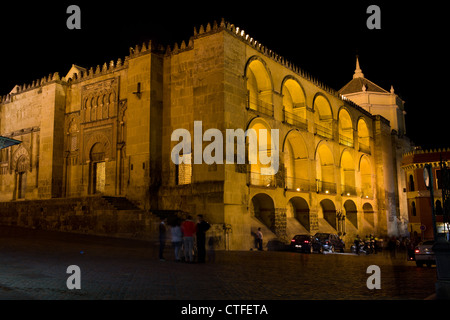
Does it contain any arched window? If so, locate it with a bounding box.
[409,174,415,192]
[411,201,416,216]
[313,94,333,140]
[245,58,274,117]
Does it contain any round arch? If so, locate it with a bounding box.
[363,203,375,227]
[359,155,372,199]
[340,149,356,196]
[245,56,274,112]
[344,199,358,229]
[312,93,333,120]
[281,77,307,119]
[357,117,370,152]
[338,107,354,147]
[315,141,336,194]
[251,193,276,232]
[287,196,310,231]
[320,199,337,230]
[283,130,309,190]
[247,118,275,186]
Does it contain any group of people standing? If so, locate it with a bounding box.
[159,214,211,263]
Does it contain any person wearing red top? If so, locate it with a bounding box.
[181,215,197,263]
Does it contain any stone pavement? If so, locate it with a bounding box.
[0,226,437,301]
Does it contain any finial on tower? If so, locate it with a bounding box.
[353,56,364,79]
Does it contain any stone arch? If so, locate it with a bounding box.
[344,199,358,229]
[320,199,337,230]
[338,107,354,147]
[313,93,333,140]
[247,117,276,185]
[84,132,111,163]
[251,193,276,232]
[313,93,333,120]
[288,196,310,231]
[11,145,31,173]
[363,203,375,227]
[359,155,372,198]
[315,141,336,194]
[281,77,307,120]
[245,56,274,113]
[340,150,356,196]
[357,117,370,153]
[283,130,309,191]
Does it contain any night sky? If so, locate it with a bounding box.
[0,1,446,149]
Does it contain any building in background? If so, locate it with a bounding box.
[401,148,450,240]
[0,20,412,249]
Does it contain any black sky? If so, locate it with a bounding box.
[0,1,446,149]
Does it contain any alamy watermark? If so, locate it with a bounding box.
[171,121,279,176]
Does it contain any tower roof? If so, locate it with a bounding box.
[339,57,388,95]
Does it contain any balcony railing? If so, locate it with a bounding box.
[315,123,333,140]
[286,176,311,192]
[361,185,373,199]
[247,96,274,118]
[359,142,371,154]
[316,180,337,194]
[341,184,357,196]
[283,108,307,130]
[249,171,276,187]
[339,134,354,148]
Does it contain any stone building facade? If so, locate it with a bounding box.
[401,149,450,240]
[0,20,412,249]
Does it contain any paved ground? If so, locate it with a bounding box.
[0,226,437,301]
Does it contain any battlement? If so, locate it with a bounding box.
[164,18,376,120]
[403,147,450,157]
[0,40,166,104]
[1,17,379,122]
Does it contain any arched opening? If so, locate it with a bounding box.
[282,78,307,128]
[363,203,374,227]
[338,108,353,147]
[341,150,356,196]
[251,193,275,232]
[360,156,372,199]
[90,142,106,194]
[409,174,415,192]
[344,200,358,229]
[248,119,275,187]
[246,58,273,117]
[357,118,370,154]
[316,143,336,194]
[313,94,333,140]
[288,196,310,232]
[284,131,309,191]
[320,199,337,230]
[15,155,28,199]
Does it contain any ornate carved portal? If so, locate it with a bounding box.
[89,142,106,194]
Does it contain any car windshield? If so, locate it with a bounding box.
[422,241,434,245]
[294,235,310,240]
[314,233,330,240]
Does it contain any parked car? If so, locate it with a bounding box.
[312,233,345,253]
[290,234,313,253]
[414,240,435,267]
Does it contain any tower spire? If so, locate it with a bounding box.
[353,56,364,79]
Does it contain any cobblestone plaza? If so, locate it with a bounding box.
[0,226,435,300]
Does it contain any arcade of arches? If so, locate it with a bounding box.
[0,21,411,250]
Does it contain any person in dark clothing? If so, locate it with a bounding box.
[159,217,167,261]
[196,215,210,263]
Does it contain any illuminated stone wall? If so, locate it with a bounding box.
[0,19,412,249]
